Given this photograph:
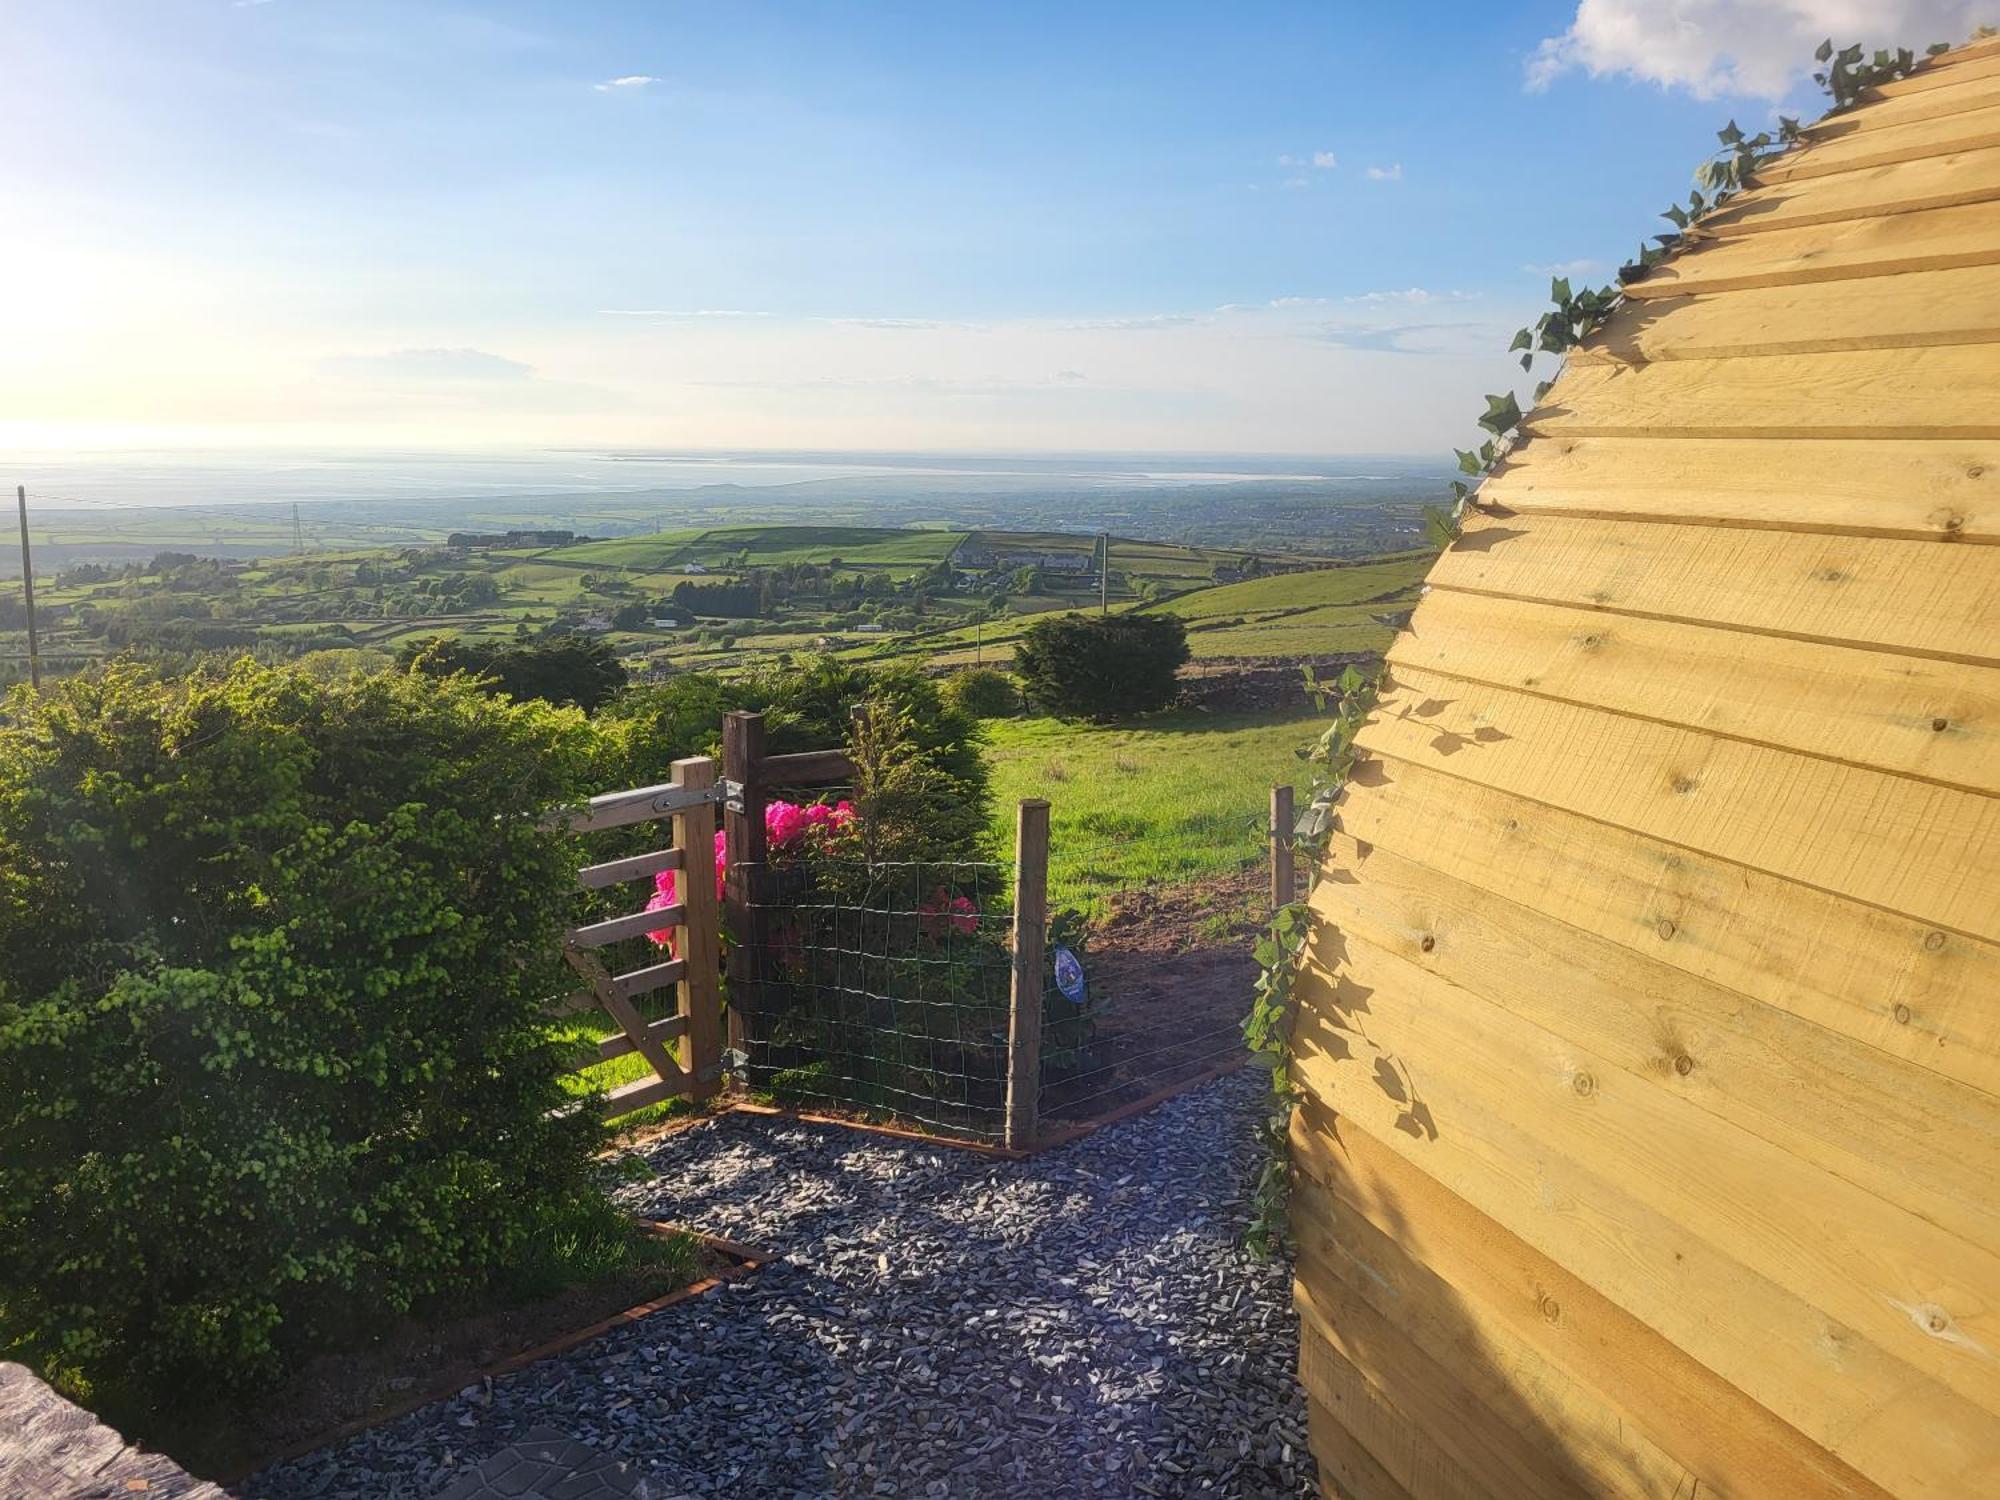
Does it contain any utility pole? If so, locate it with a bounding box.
[1098,532,1109,615]
[292,502,305,554]
[16,485,41,690]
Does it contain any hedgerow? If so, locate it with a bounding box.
[0,661,615,1407]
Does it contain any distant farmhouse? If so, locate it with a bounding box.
[446,529,575,551]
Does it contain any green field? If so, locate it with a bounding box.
[981,709,1321,908]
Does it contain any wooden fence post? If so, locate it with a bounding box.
[1270,784,1296,916]
[1006,798,1051,1151]
[721,711,769,1058]
[672,755,723,1099]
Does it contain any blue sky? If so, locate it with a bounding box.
[0,1,1987,455]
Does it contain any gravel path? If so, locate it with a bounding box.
[246,1069,1315,1499]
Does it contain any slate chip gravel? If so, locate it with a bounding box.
[244,1069,1315,1499]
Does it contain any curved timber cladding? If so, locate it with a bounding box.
[1290,35,2000,1500]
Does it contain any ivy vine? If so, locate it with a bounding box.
[1240,31,1967,1256]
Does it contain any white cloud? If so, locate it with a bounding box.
[1526,1,1987,99]
[1365,163,1403,181]
[598,308,773,318]
[1277,150,1340,169]
[1522,259,1609,277]
[1345,288,1479,304]
[594,74,660,92]
[1312,150,1339,169]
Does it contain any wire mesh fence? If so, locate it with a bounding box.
[734,855,1020,1142]
[720,790,1290,1148]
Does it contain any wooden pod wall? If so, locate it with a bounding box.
[1290,33,2000,1500]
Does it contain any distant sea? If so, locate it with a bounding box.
[6,448,1437,509]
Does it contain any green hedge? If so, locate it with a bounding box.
[0,661,613,1405]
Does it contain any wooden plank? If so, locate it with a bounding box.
[608,958,685,1001]
[756,747,854,786]
[1294,1189,1697,1499]
[1296,927,2000,1415]
[599,1072,687,1120]
[1872,49,2000,98]
[1430,512,2000,662]
[1291,1117,1899,1500]
[670,756,724,1102]
[1697,144,2000,239]
[1325,754,2000,1100]
[1568,264,2000,365]
[1391,588,2000,793]
[1289,942,2000,1495]
[1295,1269,1598,1499]
[1928,34,2000,70]
[1479,435,2000,543]
[1764,100,2000,184]
[1297,1327,1497,1500]
[566,903,684,949]
[561,939,688,1091]
[1317,826,2000,1248]
[1354,665,2000,935]
[558,779,720,835]
[1305,1396,1412,1500]
[576,846,681,891]
[1623,198,2000,299]
[1531,344,2000,439]
[580,1011,689,1069]
[1810,78,2000,139]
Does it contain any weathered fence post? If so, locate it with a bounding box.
[721,711,769,1058]
[1270,783,1296,916]
[673,755,724,1099]
[1005,798,1051,1151]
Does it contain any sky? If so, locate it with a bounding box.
[0,0,1991,458]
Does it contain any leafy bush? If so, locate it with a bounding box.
[0,661,617,1407]
[941,667,1020,719]
[1014,613,1190,721]
[399,634,629,711]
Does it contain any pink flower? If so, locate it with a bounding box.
[918,886,980,940]
[765,800,810,848]
[948,895,979,936]
[645,868,682,953]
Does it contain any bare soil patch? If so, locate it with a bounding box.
[1042,866,1262,1125]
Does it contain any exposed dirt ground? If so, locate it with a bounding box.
[1042,866,1265,1125]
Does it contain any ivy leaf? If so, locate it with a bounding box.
[1814,37,1833,63]
[1776,116,1799,141]
[1447,479,1470,501]
[1519,352,1533,371]
[1549,276,1572,305]
[1716,119,1743,146]
[1422,504,1462,551]
[1454,448,1483,475]
[1534,379,1553,403]
[1509,327,1533,352]
[1662,203,1689,228]
[1477,391,1522,435]
[1928,42,1951,57]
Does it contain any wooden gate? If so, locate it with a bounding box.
[551,755,724,1119]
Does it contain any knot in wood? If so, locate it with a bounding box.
[1571,1071,1596,1098]
[1655,917,1676,940]
[1925,930,1947,952]
[1894,1003,1913,1025]
[1673,1054,1694,1076]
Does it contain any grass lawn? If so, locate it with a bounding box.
[980,708,1323,909]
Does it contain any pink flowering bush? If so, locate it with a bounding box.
[645,799,856,953]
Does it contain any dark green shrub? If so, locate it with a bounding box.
[0,661,614,1407]
[941,667,1020,719]
[399,633,629,711]
[1014,613,1190,721]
